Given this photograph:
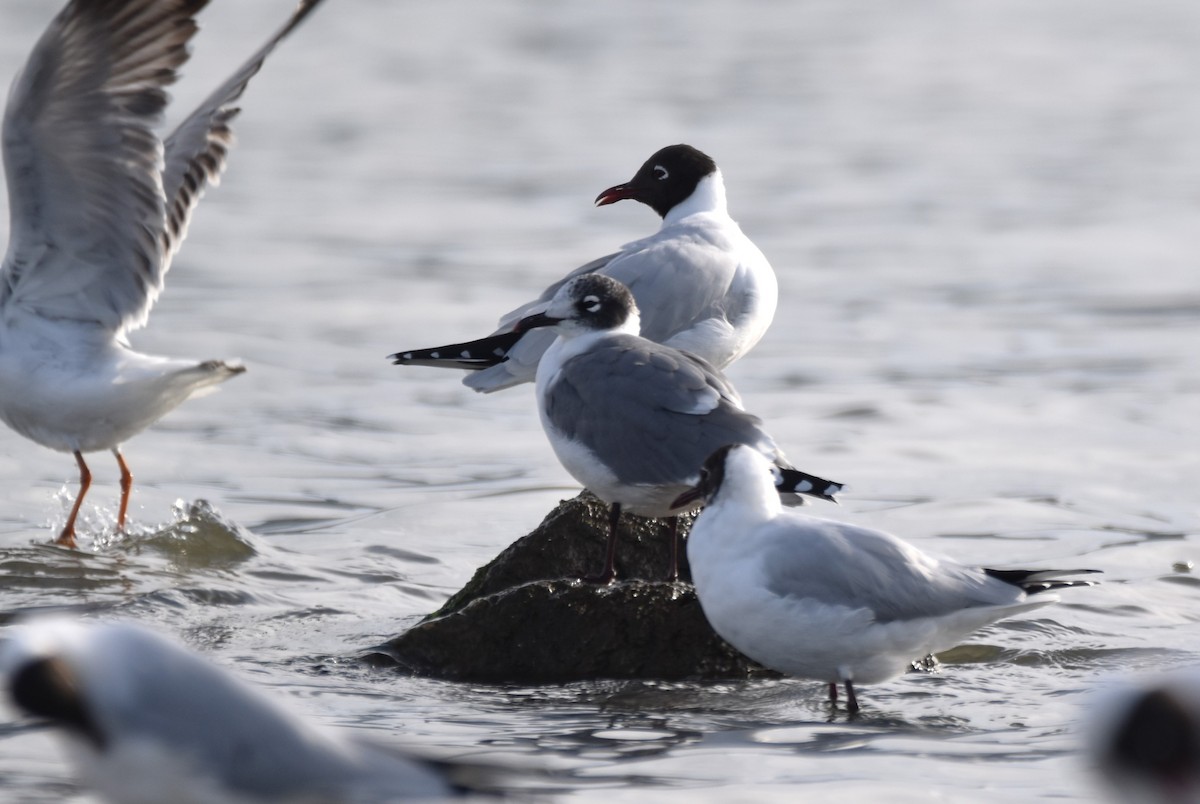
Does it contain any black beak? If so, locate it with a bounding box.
[513,311,562,334]
[670,483,706,511]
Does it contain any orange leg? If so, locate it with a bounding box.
[56,451,91,549]
[113,448,133,532]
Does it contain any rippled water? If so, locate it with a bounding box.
[1,0,1198,800]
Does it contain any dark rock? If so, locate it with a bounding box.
[365,492,774,683]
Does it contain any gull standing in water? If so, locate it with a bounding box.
[674,444,1099,713]
[513,274,841,583]
[0,0,325,547]
[0,619,471,801]
[391,144,778,392]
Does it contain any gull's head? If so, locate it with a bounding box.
[513,274,640,338]
[671,444,775,512]
[595,144,719,219]
[1,619,108,751]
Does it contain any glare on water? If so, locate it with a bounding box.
[0,0,1197,800]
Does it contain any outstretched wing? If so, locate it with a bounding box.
[160,0,324,262]
[0,0,208,332]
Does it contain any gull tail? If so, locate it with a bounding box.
[776,467,843,503]
[983,567,1102,594]
[389,331,524,370]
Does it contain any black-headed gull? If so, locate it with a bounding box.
[674,444,1098,713]
[0,619,467,801]
[391,144,778,392]
[0,0,323,548]
[1087,668,1200,803]
[512,274,840,584]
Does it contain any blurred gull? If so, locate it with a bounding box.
[391,144,778,392]
[674,444,1099,713]
[0,619,472,802]
[1087,668,1200,803]
[512,274,840,583]
[0,0,324,548]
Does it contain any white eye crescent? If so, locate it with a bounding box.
[582,294,602,313]
[653,165,669,180]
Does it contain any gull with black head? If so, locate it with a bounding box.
[675,444,1100,713]
[0,619,481,801]
[514,273,841,584]
[0,0,324,547]
[391,144,778,391]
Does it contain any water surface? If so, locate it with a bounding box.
[0,0,1197,800]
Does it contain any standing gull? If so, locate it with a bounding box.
[674,444,1099,713]
[513,274,841,583]
[391,144,778,391]
[0,619,470,801]
[0,0,324,547]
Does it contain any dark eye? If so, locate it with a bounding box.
[653,165,668,181]
[579,294,602,314]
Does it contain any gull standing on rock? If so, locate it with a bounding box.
[675,444,1099,713]
[0,0,325,548]
[514,274,841,584]
[391,144,779,391]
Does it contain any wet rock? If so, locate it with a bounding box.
[366,492,773,683]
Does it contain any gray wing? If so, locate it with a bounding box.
[0,0,203,332]
[761,517,1025,623]
[600,227,744,349]
[544,336,768,486]
[161,0,324,262]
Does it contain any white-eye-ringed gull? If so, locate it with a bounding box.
[390,144,779,392]
[0,0,325,548]
[512,273,841,584]
[0,618,480,801]
[673,444,1100,713]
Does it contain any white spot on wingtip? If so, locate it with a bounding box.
[460,351,471,358]
[430,351,440,358]
[401,353,412,359]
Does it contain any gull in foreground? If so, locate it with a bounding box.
[674,444,1099,713]
[1087,668,1200,803]
[0,619,471,802]
[391,144,778,392]
[514,274,841,583]
[0,0,324,548]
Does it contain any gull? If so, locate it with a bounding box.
[1086,668,1200,803]
[512,273,841,584]
[391,143,778,392]
[673,444,1099,713]
[0,0,324,548]
[0,619,469,802]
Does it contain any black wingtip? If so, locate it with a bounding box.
[777,468,844,503]
[388,331,524,371]
[982,567,1102,594]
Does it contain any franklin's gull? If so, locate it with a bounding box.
[514,274,840,583]
[0,0,323,547]
[391,144,778,392]
[674,444,1099,713]
[0,619,468,801]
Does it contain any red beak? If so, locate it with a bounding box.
[595,182,637,207]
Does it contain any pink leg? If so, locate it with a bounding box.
[665,517,680,582]
[113,448,132,531]
[583,503,621,584]
[56,451,91,549]
[845,681,861,714]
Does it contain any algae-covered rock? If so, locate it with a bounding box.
[366,492,773,683]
